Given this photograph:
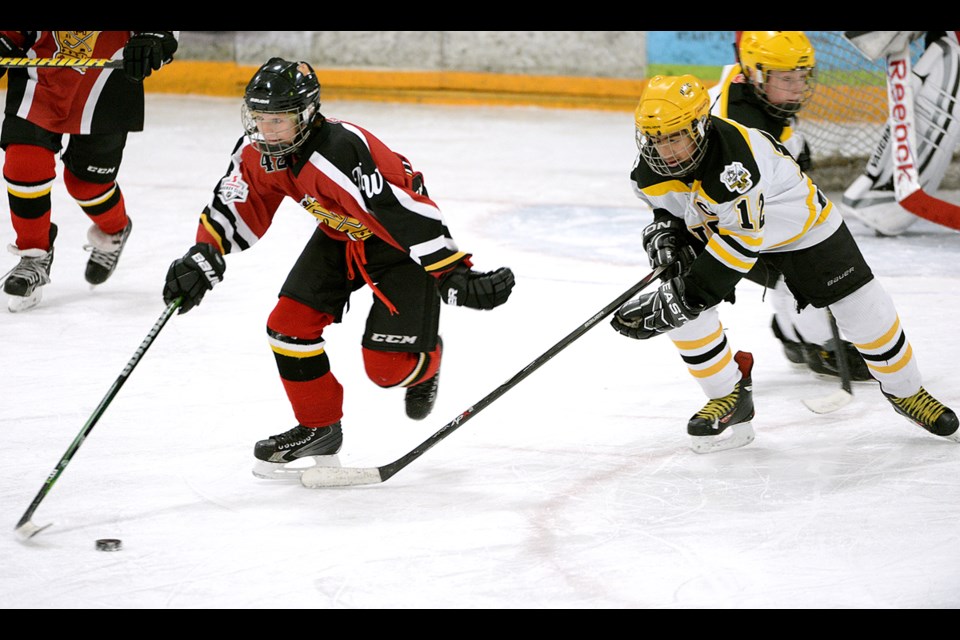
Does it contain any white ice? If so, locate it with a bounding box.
[1,94,959,609]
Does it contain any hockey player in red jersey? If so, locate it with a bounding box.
[161,58,516,479]
[611,74,957,453]
[1,31,178,312]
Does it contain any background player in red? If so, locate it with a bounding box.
[0,31,178,312]
[161,58,516,479]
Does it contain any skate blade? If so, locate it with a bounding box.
[252,455,341,481]
[7,290,42,313]
[689,422,755,454]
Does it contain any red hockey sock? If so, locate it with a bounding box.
[363,340,441,389]
[281,374,345,428]
[3,144,56,251]
[63,167,128,235]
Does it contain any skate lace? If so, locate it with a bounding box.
[890,388,946,426]
[3,250,52,288]
[271,426,315,447]
[694,387,740,421]
[83,243,122,270]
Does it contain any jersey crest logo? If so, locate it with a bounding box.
[301,196,373,241]
[53,31,100,75]
[720,161,753,194]
[219,173,249,204]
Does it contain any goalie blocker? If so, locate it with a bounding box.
[840,31,960,236]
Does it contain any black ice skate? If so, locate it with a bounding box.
[3,224,57,313]
[885,387,959,442]
[405,337,442,420]
[687,350,756,454]
[802,341,873,382]
[84,218,133,285]
[252,422,343,480]
[770,318,805,365]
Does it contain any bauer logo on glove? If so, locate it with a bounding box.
[438,263,516,310]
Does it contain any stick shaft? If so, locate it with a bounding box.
[0,56,123,69]
[303,268,666,488]
[14,299,180,531]
[828,311,853,395]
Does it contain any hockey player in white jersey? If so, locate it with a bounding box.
[611,74,958,453]
[840,31,960,236]
[709,30,871,383]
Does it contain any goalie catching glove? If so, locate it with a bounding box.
[642,215,696,279]
[163,243,226,314]
[438,263,516,310]
[611,276,704,340]
[123,31,178,82]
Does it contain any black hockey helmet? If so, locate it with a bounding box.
[241,57,321,157]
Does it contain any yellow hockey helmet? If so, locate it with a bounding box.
[738,31,817,118]
[635,74,713,177]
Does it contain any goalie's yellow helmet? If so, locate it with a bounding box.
[738,31,816,118]
[634,74,712,178]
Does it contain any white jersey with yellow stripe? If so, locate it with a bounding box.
[631,116,840,279]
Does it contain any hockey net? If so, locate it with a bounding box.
[798,31,959,190]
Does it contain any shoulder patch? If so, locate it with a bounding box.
[720,161,753,194]
[219,172,249,204]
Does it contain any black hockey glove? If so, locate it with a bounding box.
[123,31,178,82]
[641,216,696,280]
[610,276,704,340]
[438,263,516,310]
[0,33,25,80]
[163,243,225,314]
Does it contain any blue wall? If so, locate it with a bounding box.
[647,31,737,66]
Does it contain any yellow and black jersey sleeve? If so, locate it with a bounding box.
[697,118,762,205]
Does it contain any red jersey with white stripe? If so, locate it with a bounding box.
[196,117,469,275]
[1,31,160,134]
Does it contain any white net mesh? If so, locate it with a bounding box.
[797,31,947,188]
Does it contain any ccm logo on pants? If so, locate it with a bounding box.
[371,334,417,344]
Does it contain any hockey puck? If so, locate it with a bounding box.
[95,538,122,552]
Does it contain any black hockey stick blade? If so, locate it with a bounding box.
[13,298,181,540]
[301,267,667,488]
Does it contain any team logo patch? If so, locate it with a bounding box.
[219,173,249,204]
[720,162,753,194]
[53,31,99,75]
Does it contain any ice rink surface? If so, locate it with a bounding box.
[1,93,959,609]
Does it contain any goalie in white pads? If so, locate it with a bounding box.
[611,74,958,453]
[710,30,871,383]
[840,31,960,236]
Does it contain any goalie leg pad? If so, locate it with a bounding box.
[842,35,960,235]
[912,36,960,193]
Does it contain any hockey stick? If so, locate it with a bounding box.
[0,56,122,69]
[802,311,854,414]
[885,45,960,231]
[301,266,668,489]
[14,298,182,540]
